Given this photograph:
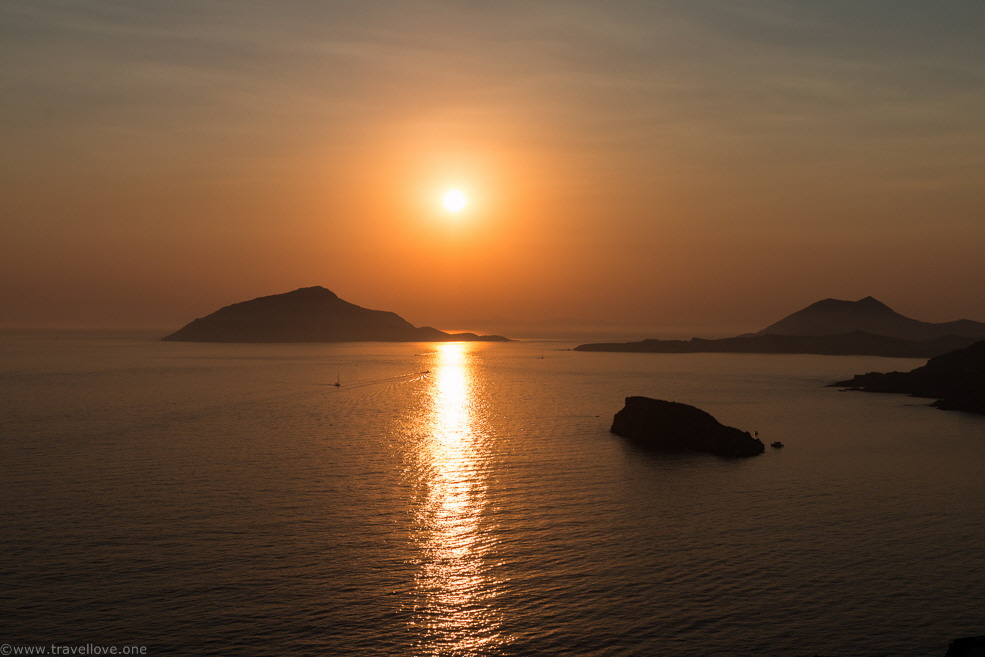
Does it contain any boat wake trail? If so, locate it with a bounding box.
[326,371,431,392]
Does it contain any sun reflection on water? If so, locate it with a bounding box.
[414,341,500,654]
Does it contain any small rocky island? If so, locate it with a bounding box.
[162,286,509,343]
[611,397,765,457]
[832,340,985,415]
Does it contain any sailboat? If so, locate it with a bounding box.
[333,372,341,387]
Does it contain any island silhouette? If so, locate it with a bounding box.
[832,339,985,415]
[611,396,765,457]
[576,297,985,358]
[162,286,509,343]
[758,296,985,341]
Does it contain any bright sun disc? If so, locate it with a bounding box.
[442,189,467,213]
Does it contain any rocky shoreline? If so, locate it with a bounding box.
[831,340,985,415]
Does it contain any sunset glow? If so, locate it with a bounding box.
[5,4,985,655]
[2,2,984,332]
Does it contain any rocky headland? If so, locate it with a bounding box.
[162,286,509,343]
[831,340,985,415]
[611,396,765,457]
[945,635,985,657]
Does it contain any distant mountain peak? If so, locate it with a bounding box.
[806,296,892,312]
[760,297,985,341]
[855,296,893,311]
[162,286,508,343]
[282,286,339,298]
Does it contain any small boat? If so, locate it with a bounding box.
[770,441,784,449]
[333,372,341,387]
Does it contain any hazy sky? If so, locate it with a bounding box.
[3,1,985,334]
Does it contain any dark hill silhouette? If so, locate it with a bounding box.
[162,286,509,343]
[575,297,985,357]
[611,397,765,457]
[831,340,985,415]
[760,296,985,340]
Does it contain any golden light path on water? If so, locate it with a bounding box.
[414,342,501,654]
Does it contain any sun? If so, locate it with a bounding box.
[441,188,468,214]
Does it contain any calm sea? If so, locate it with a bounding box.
[1,331,983,656]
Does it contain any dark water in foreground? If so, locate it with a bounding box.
[1,332,983,656]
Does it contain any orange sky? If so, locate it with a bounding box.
[3,2,985,336]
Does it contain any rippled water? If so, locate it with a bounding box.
[2,331,983,656]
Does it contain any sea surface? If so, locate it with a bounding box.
[1,331,983,656]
